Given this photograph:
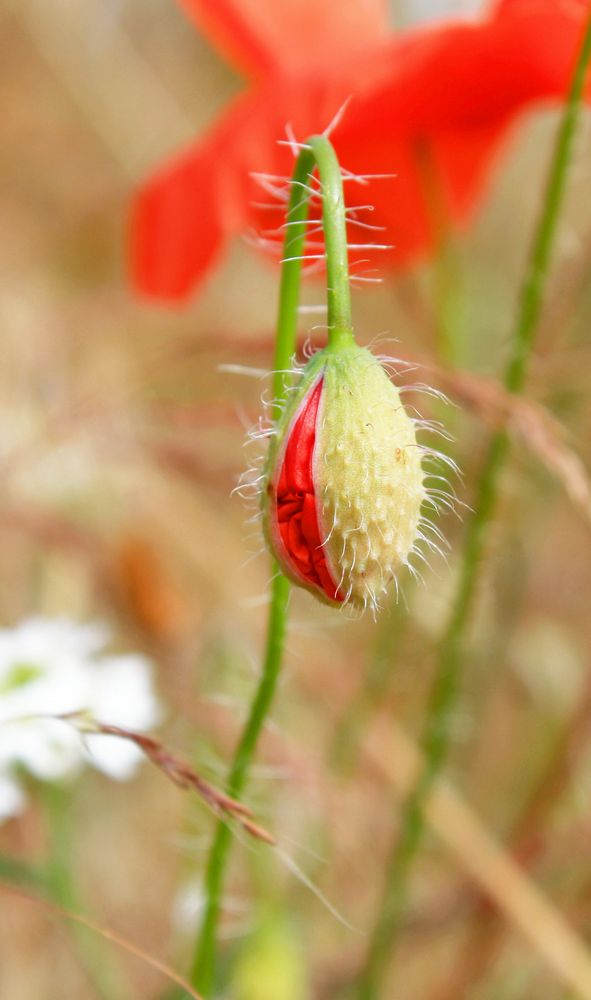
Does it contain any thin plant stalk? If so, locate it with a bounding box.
[190,134,353,996]
[358,14,591,999]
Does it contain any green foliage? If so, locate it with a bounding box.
[231,912,309,1000]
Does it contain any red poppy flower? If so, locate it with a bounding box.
[131,0,591,300]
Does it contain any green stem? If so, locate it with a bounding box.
[358,14,591,999]
[190,135,353,997]
[0,852,48,891]
[189,572,289,995]
[271,133,353,396]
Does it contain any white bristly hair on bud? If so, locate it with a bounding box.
[231,338,460,616]
[245,114,402,275]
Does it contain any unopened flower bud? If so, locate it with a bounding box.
[262,343,425,611]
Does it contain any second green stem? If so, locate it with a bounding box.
[359,12,591,998]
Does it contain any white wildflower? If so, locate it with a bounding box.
[0,616,161,821]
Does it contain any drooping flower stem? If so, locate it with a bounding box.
[272,133,355,379]
[358,14,591,999]
[191,134,353,996]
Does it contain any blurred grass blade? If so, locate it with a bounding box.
[358,9,591,998]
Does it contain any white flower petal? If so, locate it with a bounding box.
[83,734,144,781]
[1,720,83,780]
[0,771,26,822]
[0,616,161,788]
[89,656,161,731]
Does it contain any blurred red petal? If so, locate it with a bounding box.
[435,123,510,222]
[131,93,266,299]
[132,0,591,300]
[342,2,590,134]
[177,0,389,79]
[328,122,508,272]
[132,156,224,300]
[329,0,591,266]
[494,0,589,17]
[131,77,385,300]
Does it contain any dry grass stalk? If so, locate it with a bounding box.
[0,881,204,1000]
[63,713,276,846]
[365,718,591,999]
[436,367,591,526]
[426,670,591,1000]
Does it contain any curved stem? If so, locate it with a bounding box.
[358,13,591,999]
[307,135,354,346]
[190,134,353,997]
[189,573,289,995]
[271,133,353,404]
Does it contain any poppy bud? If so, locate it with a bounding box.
[262,343,425,611]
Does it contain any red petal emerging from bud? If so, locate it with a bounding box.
[271,378,343,604]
